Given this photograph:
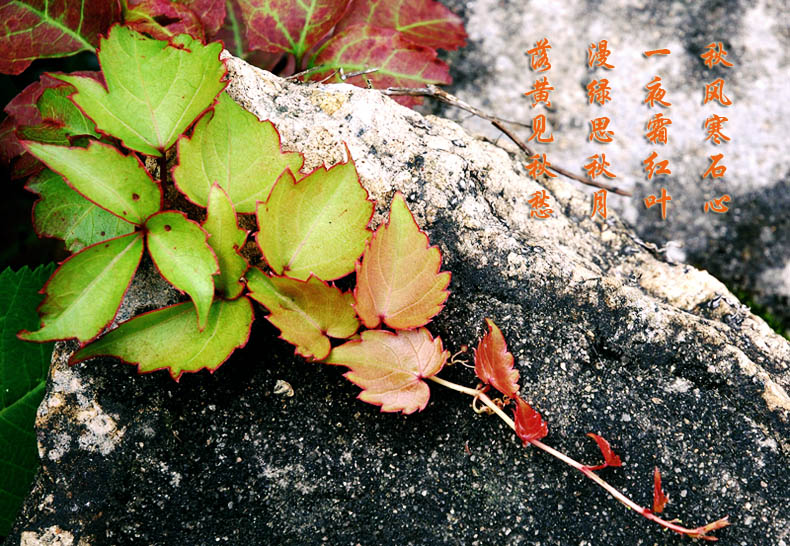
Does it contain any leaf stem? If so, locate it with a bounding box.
[429,374,729,541]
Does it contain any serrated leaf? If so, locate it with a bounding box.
[584,433,623,471]
[354,192,450,330]
[71,298,253,380]
[145,211,218,329]
[325,328,447,414]
[18,233,144,343]
[27,168,136,252]
[23,139,161,225]
[203,184,248,299]
[125,0,206,42]
[513,396,548,445]
[174,92,303,213]
[0,1,121,75]
[237,0,347,61]
[56,26,226,156]
[337,0,466,50]
[653,467,669,514]
[246,267,358,360]
[474,318,520,398]
[256,160,373,281]
[311,25,451,107]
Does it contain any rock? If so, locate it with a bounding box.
[436,0,790,335]
[6,53,789,545]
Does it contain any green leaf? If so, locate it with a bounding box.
[17,85,101,145]
[0,265,56,536]
[18,234,145,343]
[256,159,373,281]
[203,185,248,299]
[22,139,161,225]
[27,169,136,253]
[56,26,226,156]
[174,92,303,213]
[71,298,254,380]
[145,212,218,330]
[246,268,358,360]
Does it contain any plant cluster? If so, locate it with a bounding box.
[3,24,729,542]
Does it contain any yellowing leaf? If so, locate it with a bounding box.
[72,298,254,380]
[256,159,373,281]
[474,318,520,398]
[246,268,358,360]
[173,92,303,213]
[203,184,248,299]
[324,328,448,414]
[354,192,450,330]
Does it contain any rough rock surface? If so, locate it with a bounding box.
[437,0,790,334]
[6,54,790,545]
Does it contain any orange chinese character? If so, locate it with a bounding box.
[584,153,616,179]
[587,79,612,105]
[643,151,671,179]
[704,194,731,213]
[644,76,671,107]
[588,40,614,69]
[526,38,552,73]
[704,114,730,144]
[644,49,671,57]
[524,153,557,179]
[591,189,608,219]
[645,112,672,144]
[527,189,554,218]
[703,78,732,106]
[524,76,554,108]
[527,114,554,143]
[588,117,614,143]
[702,153,726,178]
[700,42,733,68]
[644,187,672,219]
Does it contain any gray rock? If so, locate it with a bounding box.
[436,0,790,335]
[6,53,790,545]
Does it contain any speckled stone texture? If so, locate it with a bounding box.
[6,53,789,545]
[436,0,790,335]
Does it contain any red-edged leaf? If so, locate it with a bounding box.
[324,328,448,414]
[653,467,669,514]
[513,396,548,445]
[125,0,206,42]
[337,0,466,50]
[0,0,121,75]
[474,318,519,398]
[354,192,450,330]
[310,24,451,107]
[236,0,348,60]
[584,433,623,471]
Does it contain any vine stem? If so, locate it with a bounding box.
[428,375,729,540]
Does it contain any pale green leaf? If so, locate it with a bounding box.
[246,268,358,360]
[72,298,254,380]
[17,85,101,145]
[27,169,135,252]
[56,26,226,156]
[256,160,373,281]
[23,139,161,225]
[145,212,218,330]
[18,233,144,343]
[174,92,303,213]
[203,185,248,299]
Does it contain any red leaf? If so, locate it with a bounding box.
[474,318,520,398]
[310,24,451,107]
[125,0,206,42]
[653,466,669,514]
[354,192,450,330]
[513,396,547,445]
[185,0,226,37]
[237,0,348,59]
[324,328,448,414]
[337,0,466,51]
[211,0,283,69]
[0,0,121,75]
[584,433,623,470]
